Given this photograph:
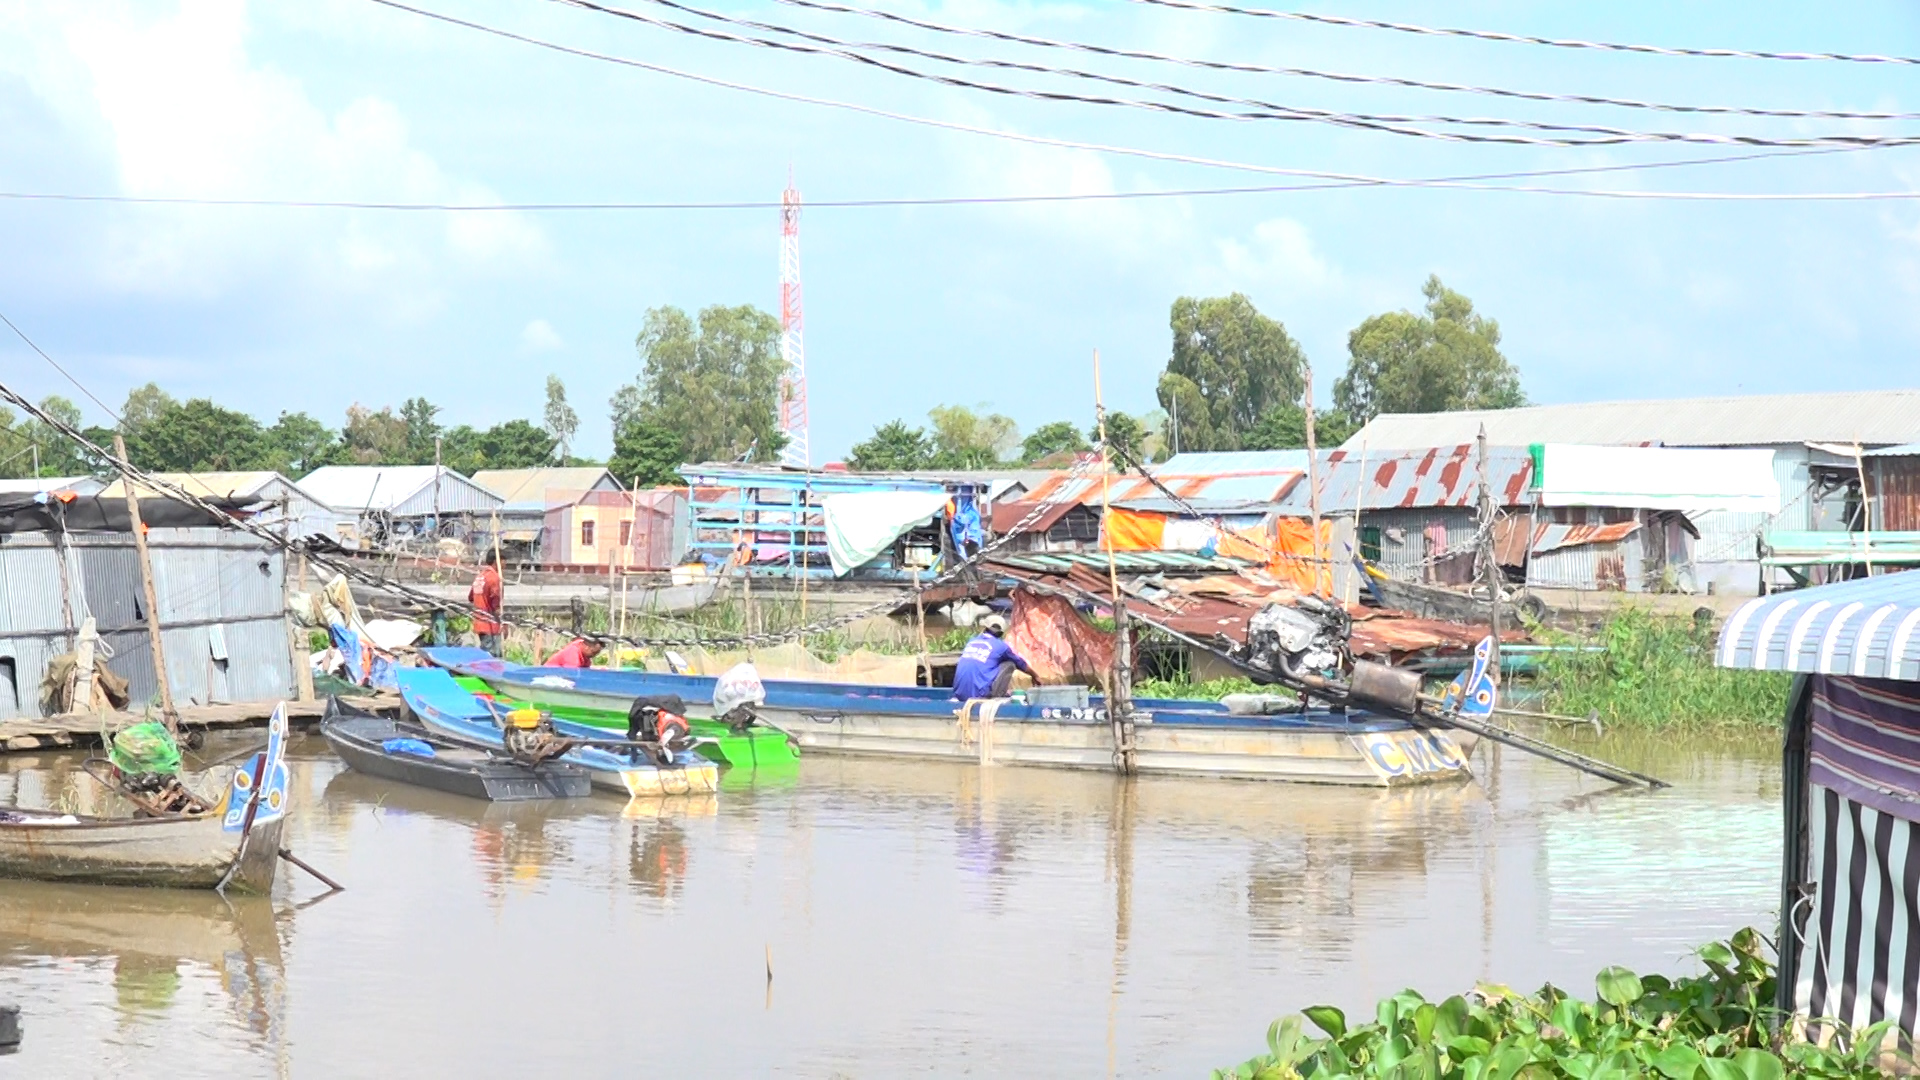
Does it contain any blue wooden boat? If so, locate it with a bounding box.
[421,648,1487,787]
[393,668,719,797]
[321,698,591,802]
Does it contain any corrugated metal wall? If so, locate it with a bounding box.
[390,472,505,517]
[0,527,292,719]
[1361,508,1480,583]
[1871,457,1920,532]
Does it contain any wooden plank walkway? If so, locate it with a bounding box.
[0,694,402,753]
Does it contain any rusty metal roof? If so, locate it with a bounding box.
[1274,445,1536,515]
[1022,469,1302,510]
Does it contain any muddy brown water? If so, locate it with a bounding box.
[0,730,1779,1077]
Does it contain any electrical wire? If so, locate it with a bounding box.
[545,0,1920,149]
[366,1,1920,201]
[0,311,123,423]
[0,145,1884,213]
[775,0,1920,124]
[1130,0,1920,67]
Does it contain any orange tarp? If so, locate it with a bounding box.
[1102,507,1167,551]
[1005,587,1115,684]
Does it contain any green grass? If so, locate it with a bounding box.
[1533,608,1788,731]
[1133,676,1282,702]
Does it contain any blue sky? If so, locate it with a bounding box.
[3,0,1920,462]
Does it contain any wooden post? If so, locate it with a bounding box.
[1093,349,1136,776]
[912,568,930,686]
[1476,425,1502,682]
[114,434,177,730]
[1854,442,1874,576]
[281,497,315,702]
[1303,366,1324,595]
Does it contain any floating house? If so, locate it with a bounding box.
[0,476,105,496]
[0,492,295,719]
[1345,389,1920,594]
[468,467,649,567]
[298,465,504,550]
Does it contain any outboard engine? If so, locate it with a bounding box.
[1239,596,1351,681]
[500,706,574,764]
[626,695,694,768]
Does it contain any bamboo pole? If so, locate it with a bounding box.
[1477,425,1503,681]
[114,435,178,730]
[1093,349,1136,776]
[912,567,930,686]
[1855,442,1874,576]
[1302,366,1324,595]
[281,497,315,702]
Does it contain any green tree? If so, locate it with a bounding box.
[1096,410,1153,464]
[927,404,1017,469]
[0,396,94,477]
[264,411,341,476]
[1242,403,1357,451]
[342,404,408,464]
[438,425,487,475]
[400,397,442,465]
[477,420,557,469]
[130,398,269,471]
[1020,421,1088,464]
[1155,294,1306,452]
[847,420,934,471]
[618,304,785,465]
[119,383,177,437]
[1333,275,1526,427]
[609,418,685,487]
[543,375,578,464]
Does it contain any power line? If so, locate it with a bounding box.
[546,0,1920,149]
[0,147,1887,213]
[775,0,1920,124]
[1130,0,1920,67]
[0,310,122,423]
[365,1,1920,202]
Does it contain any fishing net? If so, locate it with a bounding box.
[109,722,182,778]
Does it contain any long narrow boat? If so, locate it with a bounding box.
[393,668,720,797]
[0,705,292,892]
[421,648,1489,787]
[321,698,592,802]
[431,649,797,770]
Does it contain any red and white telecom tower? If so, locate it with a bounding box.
[777,177,810,470]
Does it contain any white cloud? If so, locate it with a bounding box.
[1210,217,1338,294]
[520,318,564,353]
[4,0,547,304]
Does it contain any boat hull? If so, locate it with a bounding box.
[760,703,1475,786]
[450,675,797,770]
[0,813,264,890]
[322,711,592,802]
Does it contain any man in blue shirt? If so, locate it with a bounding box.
[951,615,1037,700]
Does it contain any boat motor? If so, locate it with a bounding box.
[626,695,694,768]
[500,706,573,765]
[1239,596,1351,681]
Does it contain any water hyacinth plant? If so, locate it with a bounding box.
[1215,930,1903,1078]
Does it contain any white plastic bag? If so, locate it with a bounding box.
[713,662,766,715]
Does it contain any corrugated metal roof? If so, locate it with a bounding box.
[1531,520,1643,555]
[99,471,323,505]
[1346,390,1920,450]
[0,476,103,496]
[1716,571,1920,679]
[1022,469,1301,509]
[298,465,502,515]
[1275,446,1536,515]
[1867,443,1920,458]
[992,550,1245,573]
[471,467,620,505]
[1162,450,1310,473]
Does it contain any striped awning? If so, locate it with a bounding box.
[1715,571,1920,679]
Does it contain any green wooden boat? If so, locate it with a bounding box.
[451,676,800,771]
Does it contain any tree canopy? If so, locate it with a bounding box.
[1242,403,1357,452]
[1155,294,1307,452]
[126,397,270,472]
[609,418,686,487]
[618,304,785,465]
[1333,275,1526,427]
[847,420,935,471]
[543,375,578,464]
[0,396,94,478]
[1020,421,1088,465]
[927,404,1019,469]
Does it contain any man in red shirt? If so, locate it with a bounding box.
[545,638,604,668]
[469,565,504,657]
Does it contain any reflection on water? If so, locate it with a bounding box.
[0,728,1781,1076]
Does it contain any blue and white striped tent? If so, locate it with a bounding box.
[1717,571,1920,680]
[1716,571,1920,1051]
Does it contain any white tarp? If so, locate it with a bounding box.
[1537,445,1780,512]
[822,490,950,576]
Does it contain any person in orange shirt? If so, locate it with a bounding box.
[545,638,604,668]
[469,564,504,657]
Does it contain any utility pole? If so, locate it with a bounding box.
[1476,425,1502,682]
[114,435,178,730]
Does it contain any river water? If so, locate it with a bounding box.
[0,730,1780,1077]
